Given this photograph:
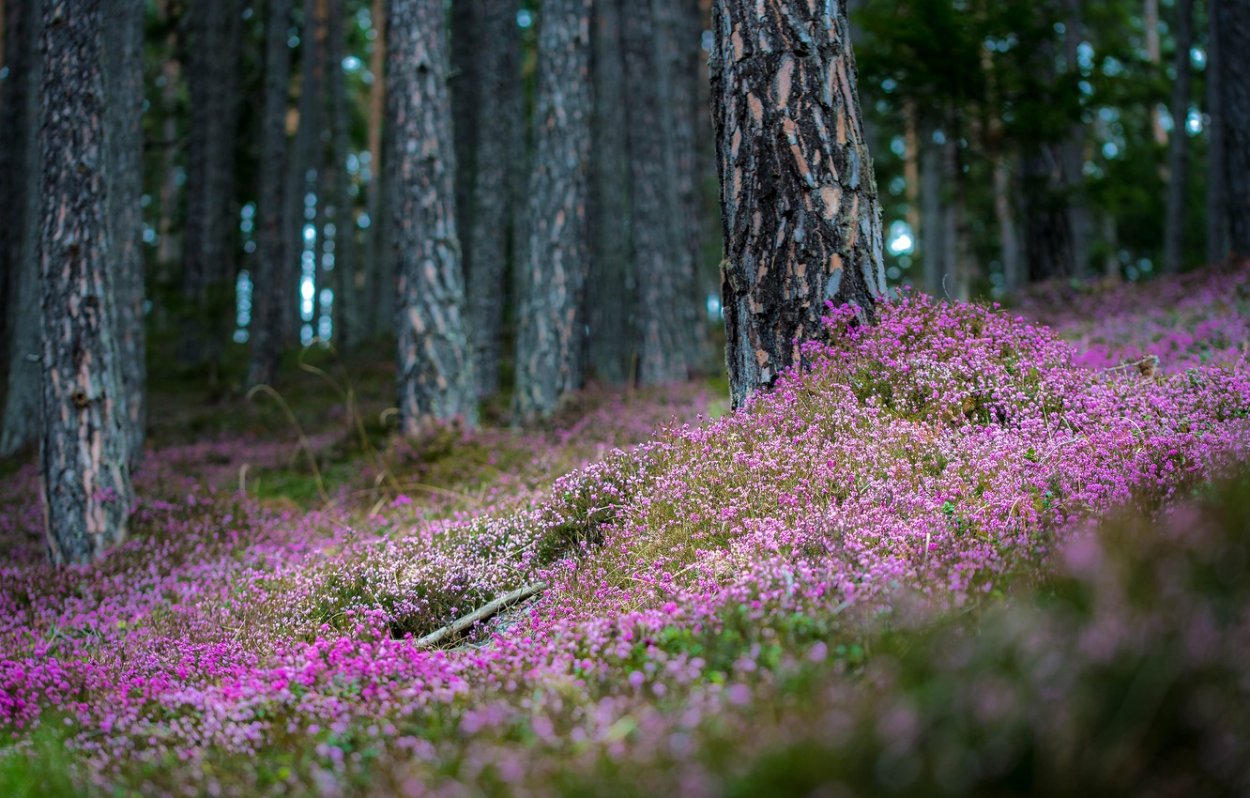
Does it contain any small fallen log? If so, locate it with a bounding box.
[414,582,546,649]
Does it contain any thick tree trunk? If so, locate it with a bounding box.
[182,0,242,375]
[586,0,634,385]
[39,0,134,565]
[1163,0,1193,274]
[1216,0,1250,257]
[711,0,885,409]
[387,0,476,431]
[249,0,294,387]
[513,0,592,421]
[1206,0,1229,265]
[623,0,687,385]
[466,0,521,399]
[0,0,40,457]
[104,0,146,466]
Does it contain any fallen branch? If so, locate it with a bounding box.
[415,583,546,650]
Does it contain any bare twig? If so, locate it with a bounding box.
[414,583,546,649]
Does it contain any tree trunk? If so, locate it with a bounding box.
[104,0,146,466]
[0,0,40,457]
[993,153,1022,294]
[1062,0,1090,277]
[1216,0,1250,257]
[586,0,634,385]
[450,0,480,276]
[466,0,521,399]
[660,0,709,372]
[1022,144,1074,281]
[919,126,944,296]
[1163,0,1193,274]
[1145,0,1168,147]
[623,0,686,385]
[182,0,242,376]
[325,0,356,348]
[513,0,592,421]
[38,0,134,565]
[1206,0,1229,265]
[942,129,967,300]
[249,0,294,387]
[387,0,476,432]
[711,0,885,409]
[366,0,392,339]
[155,1,183,285]
[287,0,328,343]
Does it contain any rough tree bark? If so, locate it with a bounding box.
[0,0,41,457]
[467,0,522,399]
[250,0,295,387]
[182,0,243,374]
[513,0,593,422]
[1163,0,1192,274]
[387,0,477,431]
[104,0,146,465]
[38,0,134,565]
[1206,0,1229,265]
[623,0,687,385]
[1215,0,1250,257]
[710,0,885,408]
[586,0,634,385]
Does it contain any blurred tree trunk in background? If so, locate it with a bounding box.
[586,0,634,385]
[1163,0,1192,274]
[467,0,522,400]
[623,0,686,385]
[1062,0,1090,278]
[660,0,709,372]
[711,0,885,409]
[181,0,242,379]
[366,0,392,340]
[920,126,944,295]
[155,1,184,292]
[38,0,134,565]
[514,0,592,422]
[250,0,294,387]
[287,0,328,342]
[326,0,358,348]
[1215,0,1250,258]
[1206,0,1229,265]
[104,0,147,466]
[0,0,41,457]
[1023,145,1075,281]
[450,0,480,279]
[387,0,476,432]
[1145,0,1168,148]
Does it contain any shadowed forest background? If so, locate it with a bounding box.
[1,0,1250,795]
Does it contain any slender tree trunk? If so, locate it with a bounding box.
[586,0,634,384]
[387,0,476,431]
[182,0,242,377]
[325,0,355,348]
[39,0,134,565]
[623,0,686,385]
[250,0,295,387]
[1023,144,1074,281]
[711,0,885,409]
[288,0,328,342]
[993,153,1021,294]
[1145,0,1168,147]
[1102,213,1120,279]
[0,0,40,457]
[1163,0,1193,274]
[660,0,708,372]
[919,126,944,295]
[1062,0,1090,277]
[465,0,521,399]
[450,0,480,276]
[1206,0,1229,265]
[902,101,921,244]
[942,130,966,300]
[1216,0,1250,257]
[104,0,146,466]
[513,0,592,421]
[366,0,391,339]
[155,2,183,285]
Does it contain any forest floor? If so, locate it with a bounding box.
[2,265,1250,796]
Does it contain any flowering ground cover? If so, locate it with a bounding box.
[2,266,1249,796]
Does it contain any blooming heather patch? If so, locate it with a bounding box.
[0,270,1248,796]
